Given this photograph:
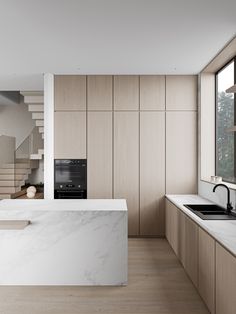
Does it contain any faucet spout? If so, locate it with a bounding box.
[213,184,233,213]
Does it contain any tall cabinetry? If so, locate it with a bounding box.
[87,75,113,199]
[166,75,197,194]
[140,76,166,236]
[54,75,197,236]
[54,76,86,159]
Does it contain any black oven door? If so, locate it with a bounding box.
[54,159,87,191]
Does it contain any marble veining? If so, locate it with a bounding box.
[166,194,236,257]
[0,199,127,285]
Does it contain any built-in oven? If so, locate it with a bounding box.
[54,159,87,199]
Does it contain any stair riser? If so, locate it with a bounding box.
[36,120,44,127]
[2,164,30,169]
[28,104,44,112]
[24,96,44,103]
[0,169,31,174]
[32,113,44,120]
[0,175,27,180]
[0,181,24,187]
[0,187,21,193]
[30,155,43,160]
[0,194,11,199]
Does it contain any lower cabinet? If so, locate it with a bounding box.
[199,228,215,314]
[165,198,236,314]
[216,243,236,314]
[165,199,198,287]
[185,215,198,288]
[165,199,180,255]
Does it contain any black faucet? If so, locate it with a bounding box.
[213,184,233,213]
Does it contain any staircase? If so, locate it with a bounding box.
[20,91,44,150]
[0,91,44,199]
[0,160,32,199]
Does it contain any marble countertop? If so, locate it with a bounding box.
[0,199,127,212]
[166,194,236,257]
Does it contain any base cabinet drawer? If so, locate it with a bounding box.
[216,243,236,314]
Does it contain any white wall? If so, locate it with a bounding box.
[28,159,44,185]
[0,97,34,147]
[0,135,15,166]
[44,73,54,199]
[198,180,236,209]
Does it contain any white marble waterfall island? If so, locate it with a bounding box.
[0,199,127,285]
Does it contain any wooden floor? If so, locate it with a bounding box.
[0,239,209,314]
[16,191,44,199]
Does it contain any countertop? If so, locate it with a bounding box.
[0,199,127,212]
[166,194,236,257]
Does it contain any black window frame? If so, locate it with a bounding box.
[215,56,236,184]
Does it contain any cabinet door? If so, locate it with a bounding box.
[216,243,236,314]
[166,111,197,194]
[165,199,172,244]
[54,75,86,111]
[140,75,165,110]
[114,76,139,110]
[54,112,86,159]
[166,75,197,110]
[199,228,215,314]
[114,112,139,236]
[140,112,165,236]
[87,76,112,110]
[185,215,198,288]
[87,112,112,198]
[165,199,180,255]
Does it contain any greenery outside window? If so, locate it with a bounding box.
[216,58,236,183]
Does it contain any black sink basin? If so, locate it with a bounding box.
[184,204,236,220]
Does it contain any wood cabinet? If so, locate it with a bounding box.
[114,76,139,110]
[87,75,112,110]
[166,111,197,194]
[166,198,236,313]
[165,199,180,256]
[53,74,198,237]
[114,112,139,236]
[87,112,112,198]
[185,215,198,288]
[165,199,198,287]
[54,75,86,111]
[199,228,215,314]
[140,75,165,110]
[54,111,86,159]
[166,75,197,111]
[140,112,165,236]
[216,243,236,314]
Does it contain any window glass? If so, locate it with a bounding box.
[216,60,235,183]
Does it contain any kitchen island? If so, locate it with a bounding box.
[0,199,127,286]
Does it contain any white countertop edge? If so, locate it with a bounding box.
[165,194,236,257]
[0,199,128,212]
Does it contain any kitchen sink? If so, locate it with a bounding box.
[184,204,236,220]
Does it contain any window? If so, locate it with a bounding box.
[216,58,235,183]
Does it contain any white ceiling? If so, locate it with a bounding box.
[0,0,235,90]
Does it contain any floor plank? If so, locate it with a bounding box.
[0,239,209,314]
